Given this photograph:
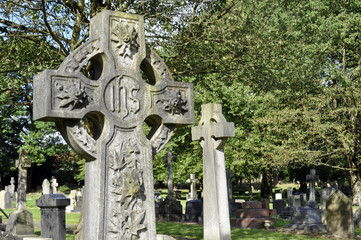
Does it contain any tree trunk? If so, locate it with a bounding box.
[261,168,273,199]
[351,171,361,206]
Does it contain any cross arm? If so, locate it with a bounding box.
[33,70,99,121]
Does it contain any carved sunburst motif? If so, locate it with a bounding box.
[111,19,139,58]
[55,79,89,110]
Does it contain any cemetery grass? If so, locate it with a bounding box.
[2,191,360,240]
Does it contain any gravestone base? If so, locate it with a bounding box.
[0,231,51,240]
[231,201,276,229]
[279,206,295,219]
[157,198,182,222]
[183,200,202,223]
[5,210,35,236]
[286,206,326,233]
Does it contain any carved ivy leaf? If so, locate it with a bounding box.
[157,89,188,115]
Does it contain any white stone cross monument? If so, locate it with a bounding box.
[306,169,319,209]
[192,103,234,240]
[164,148,176,199]
[50,176,58,194]
[33,10,194,240]
[186,173,199,200]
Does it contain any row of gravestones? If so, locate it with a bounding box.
[0,177,15,210]
[272,169,355,239]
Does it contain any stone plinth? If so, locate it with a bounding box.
[231,201,275,229]
[183,200,202,223]
[287,206,326,232]
[36,194,70,240]
[157,198,183,222]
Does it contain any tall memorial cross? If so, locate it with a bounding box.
[16,149,32,211]
[164,148,176,198]
[33,10,194,240]
[306,169,319,206]
[192,103,234,240]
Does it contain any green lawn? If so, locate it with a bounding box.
[1,190,360,240]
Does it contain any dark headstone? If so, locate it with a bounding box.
[183,200,202,223]
[273,199,286,215]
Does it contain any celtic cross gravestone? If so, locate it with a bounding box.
[33,10,194,240]
[192,103,234,240]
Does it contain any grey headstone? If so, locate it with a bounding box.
[5,187,12,209]
[320,187,336,224]
[273,199,286,215]
[33,10,194,240]
[287,187,293,207]
[226,168,235,202]
[326,190,354,238]
[287,206,326,232]
[192,103,234,240]
[42,179,51,195]
[36,194,70,240]
[184,200,203,222]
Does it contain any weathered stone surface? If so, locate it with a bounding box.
[33,10,194,240]
[273,199,287,215]
[157,198,182,222]
[186,174,199,201]
[326,190,354,238]
[42,179,51,195]
[306,169,319,209]
[287,206,326,233]
[164,148,176,199]
[36,194,70,240]
[320,187,336,224]
[192,103,234,240]
[183,200,202,223]
[5,210,35,236]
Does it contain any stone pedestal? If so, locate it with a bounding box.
[183,200,202,223]
[36,194,70,240]
[287,206,326,232]
[230,201,276,229]
[5,210,35,236]
[156,198,183,222]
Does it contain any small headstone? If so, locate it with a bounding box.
[186,174,199,201]
[0,191,6,209]
[66,190,77,213]
[42,179,51,195]
[9,177,15,202]
[287,187,294,207]
[275,193,282,200]
[273,199,286,215]
[192,103,234,240]
[4,187,12,209]
[326,190,354,238]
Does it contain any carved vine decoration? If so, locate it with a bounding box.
[111,19,139,59]
[156,89,188,115]
[68,122,96,154]
[109,138,146,238]
[65,41,100,73]
[56,79,90,110]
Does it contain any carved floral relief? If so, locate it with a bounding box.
[55,78,91,110]
[108,137,146,238]
[156,88,188,115]
[111,19,139,59]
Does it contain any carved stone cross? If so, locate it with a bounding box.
[306,169,319,208]
[164,148,176,199]
[192,103,234,240]
[33,10,194,240]
[186,173,199,200]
